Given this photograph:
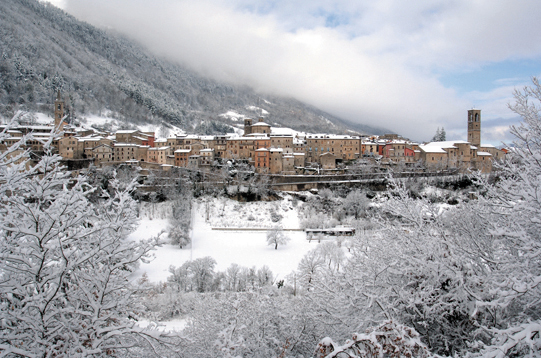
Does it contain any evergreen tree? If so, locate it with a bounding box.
[431,126,446,141]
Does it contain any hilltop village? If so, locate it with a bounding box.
[1,92,506,177]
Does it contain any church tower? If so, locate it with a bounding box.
[54,90,65,130]
[467,109,481,147]
[244,118,253,136]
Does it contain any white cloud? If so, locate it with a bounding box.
[40,0,66,8]
[61,0,541,142]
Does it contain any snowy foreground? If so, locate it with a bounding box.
[129,197,315,283]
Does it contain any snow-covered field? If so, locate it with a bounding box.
[130,197,316,283]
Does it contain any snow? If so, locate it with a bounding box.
[219,111,247,122]
[245,105,269,115]
[130,197,316,283]
[137,318,187,332]
[320,115,336,127]
[270,126,306,137]
[81,114,116,127]
[34,112,53,124]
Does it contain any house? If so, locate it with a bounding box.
[254,148,270,173]
[320,152,336,170]
[91,144,113,165]
[175,149,191,167]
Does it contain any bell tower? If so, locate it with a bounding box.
[467,109,481,147]
[244,118,253,136]
[54,90,65,130]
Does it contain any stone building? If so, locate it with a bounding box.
[249,119,271,135]
[199,148,215,166]
[320,152,336,170]
[91,144,113,165]
[254,148,270,173]
[467,109,481,148]
[305,134,360,163]
[147,146,171,164]
[175,149,191,167]
[270,134,294,153]
[116,130,153,146]
[269,148,283,174]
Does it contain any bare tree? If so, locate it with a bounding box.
[266,226,290,250]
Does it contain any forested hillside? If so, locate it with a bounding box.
[0,0,385,135]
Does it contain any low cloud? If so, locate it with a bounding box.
[61,0,541,142]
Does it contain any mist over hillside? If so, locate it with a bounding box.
[0,0,388,135]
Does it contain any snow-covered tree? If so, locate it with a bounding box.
[168,257,217,293]
[340,189,369,219]
[304,177,494,355]
[431,127,446,142]
[466,77,541,357]
[182,292,319,357]
[168,195,192,248]
[0,137,167,356]
[315,321,429,358]
[298,248,326,287]
[266,226,290,250]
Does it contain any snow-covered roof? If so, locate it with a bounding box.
[420,140,473,153]
[200,148,214,152]
[270,148,283,152]
[175,149,191,153]
[229,135,268,140]
[271,127,304,136]
[480,144,496,148]
[26,125,54,130]
[419,145,447,153]
[269,133,293,138]
[244,133,269,138]
[114,143,141,147]
[79,136,106,142]
[307,134,359,140]
[116,130,138,134]
[251,122,270,127]
[477,151,492,156]
[255,148,269,152]
[149,146,170,151]
[91,144,112,149]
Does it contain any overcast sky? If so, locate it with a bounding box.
[48,0,541,144]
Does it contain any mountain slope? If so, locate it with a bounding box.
[0,0,388,135]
